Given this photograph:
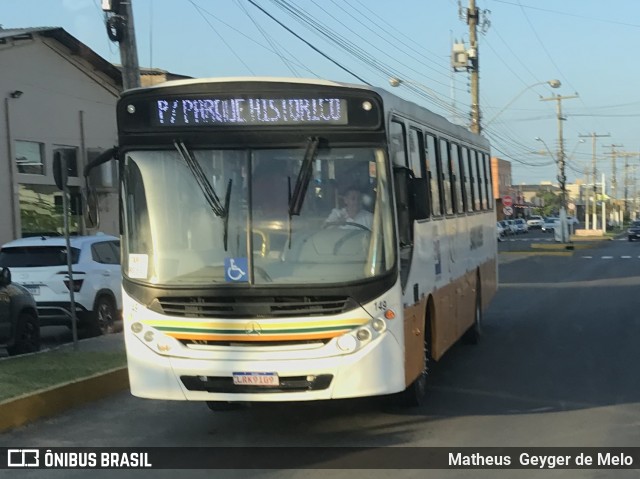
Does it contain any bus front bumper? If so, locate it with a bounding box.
[124,330,406,402]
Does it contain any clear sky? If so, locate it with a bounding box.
[2,0,640,188]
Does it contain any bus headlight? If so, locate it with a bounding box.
[336,334,357,352]
[143,331,155,342]
[356,328,371,342]
[131,322,143,333]
[372,318,386,332]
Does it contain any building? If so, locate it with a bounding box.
[1,27,122,246]
[491,156,512,200]
[0,28,192,247]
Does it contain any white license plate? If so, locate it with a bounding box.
[232,372,279,386]
[24,285,40,296]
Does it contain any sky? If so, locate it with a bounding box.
[2,0,640,188]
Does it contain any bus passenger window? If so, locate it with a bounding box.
[389,120,407,167]
[461,147,473,213]
[450,143,463,213]
[438,139,453,215]
[425,134,441,216]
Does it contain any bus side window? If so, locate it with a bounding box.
[475,150,486,210]
[461,147,473,212]
[425,134,442,216]
[484,153,495,209]
[450,142,463,213]
[409,127,430,220]
[438,139,453,215]
[389,119,408,167]
[469,149,480,211]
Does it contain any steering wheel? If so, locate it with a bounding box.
[323,221,371,232]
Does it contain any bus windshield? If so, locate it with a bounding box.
[122,146,395,286]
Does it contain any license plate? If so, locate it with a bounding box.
[23,285,40,296]
[232,372,279,386]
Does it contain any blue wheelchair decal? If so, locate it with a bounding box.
[224,257,248,282]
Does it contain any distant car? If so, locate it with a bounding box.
[0,267,40,356]
[628,220,640,241]
[513,218,529,234]
[527,215,544,229]
[542,217,560,233]
[496,222,505,241]
[498,220,512,236]
[0,234,121,337]
[566,216,579,226]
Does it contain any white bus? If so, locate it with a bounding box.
[85,77,497,409]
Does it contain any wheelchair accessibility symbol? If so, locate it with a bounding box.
[224,257,248,282]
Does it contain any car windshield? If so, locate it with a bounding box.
[121,147,395,286]
[0,246,81,267]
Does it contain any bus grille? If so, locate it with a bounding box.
[155,295,352,319]
[180,374,333,393]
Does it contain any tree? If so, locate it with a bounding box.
[534,191,562,217]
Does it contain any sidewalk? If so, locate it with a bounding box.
[0,332,129,433]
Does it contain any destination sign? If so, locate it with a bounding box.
[152,97,348,127]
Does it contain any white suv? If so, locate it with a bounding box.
[0,234,121,337]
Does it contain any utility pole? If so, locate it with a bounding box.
[612,151,640,222]
[603,144,624,226]
[540,93,578,211]
[467,0,480,134]
[103,0,141,90]
[579,132,610,230]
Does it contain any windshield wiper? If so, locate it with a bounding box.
[286,137,320,248]
[174,140,226,217]
[174,140,232,250]
[288,137,320,217]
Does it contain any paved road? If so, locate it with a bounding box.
[2,239,640,479]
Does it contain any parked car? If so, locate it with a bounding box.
[496,222,505,241]
[526,215,544,229]
[513,218,529,234]
[628,220,640,241]
[0,267,40,355]
[542,217,560,233]
[566,216,580,226]
[0,234,121,337]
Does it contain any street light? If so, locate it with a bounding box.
[485,79,561,127]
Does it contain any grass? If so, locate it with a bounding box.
[0,350,127,403]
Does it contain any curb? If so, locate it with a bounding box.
[500,250,573,256]
[0,367,129,433]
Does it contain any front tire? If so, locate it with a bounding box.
[8,311,40,356]
[395,304,433,408]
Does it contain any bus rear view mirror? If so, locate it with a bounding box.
[82,147,118,229]
[408,178,429,221]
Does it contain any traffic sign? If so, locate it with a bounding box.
[502,195,513,207]
[503,206,513,216]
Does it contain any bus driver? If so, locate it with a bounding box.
[325,185,373,229]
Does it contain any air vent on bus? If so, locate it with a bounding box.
[154,295,354,318]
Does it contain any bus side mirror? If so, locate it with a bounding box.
[83,147,118,229]
[408,178,429,221]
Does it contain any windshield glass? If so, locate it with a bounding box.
[122,147,395,286]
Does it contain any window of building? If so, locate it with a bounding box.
[19,184,81,237]
[15,141,45,175]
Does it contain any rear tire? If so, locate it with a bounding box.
[82,296,116,337]
[7,311,40,356]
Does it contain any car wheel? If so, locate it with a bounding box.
[629,236,633,242]
[96,296,116,335]
[7,311,40,356]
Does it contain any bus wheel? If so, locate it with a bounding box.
[463,277,482,344]
[395,307,433,408]
[206,401,249,411]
